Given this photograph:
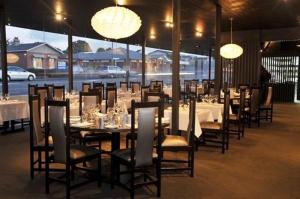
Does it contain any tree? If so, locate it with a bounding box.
[65,40,92,53]
[96,47,105,52]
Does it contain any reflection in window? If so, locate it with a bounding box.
[48,58,56,69]
[32,57,43,69]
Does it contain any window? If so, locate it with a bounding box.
[33,57,43,69]
[48,58,56,69]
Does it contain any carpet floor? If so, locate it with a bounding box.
[0,103,300,199]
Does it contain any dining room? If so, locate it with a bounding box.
[0,0,300,199]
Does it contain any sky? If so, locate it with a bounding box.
[5,25,157,53]
[5,25,205,57]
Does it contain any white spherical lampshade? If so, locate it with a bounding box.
[220,43,243,59]
[91,6,142,40]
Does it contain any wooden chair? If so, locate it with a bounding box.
[120,81,128,92]
[29,95,54,179]
[93,82,104,97]
[161,96,196,176]
[200,90,230,153]
[35,86,49,108]
[82,82,91,92]
[106,82,117,89]
[245,87,260,127]
[28,84,37,96]
[229,88,246,139]
[111,100,163,199]
[130,81,141,93]
[45,98,101,199]
[106,87,117,112]
[53,85,65,100]
[126,90,165,148]
[44,84,54,99]
[141,86,150,102]
[259,84,273,123]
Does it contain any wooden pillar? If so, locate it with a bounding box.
[141,36,146,86]
[171,0,181,135]
[126,43,130,70]
[208,48,212,82]
[215,3,222,94]
[67,20,73,92]
[0,5,8,95]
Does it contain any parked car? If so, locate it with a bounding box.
[0,66,36,81]
[98,65,126,77]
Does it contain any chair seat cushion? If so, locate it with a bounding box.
[70,145,100,161]
[201,122,222,130]
[36,136,53,147]
[112,149,157,162]
[260,104,272,109]
[80,131,112,140]
[229,114,238,121]
[162,135,188,147]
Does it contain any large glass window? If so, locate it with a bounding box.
[2,25,214,96]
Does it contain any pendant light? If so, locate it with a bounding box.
[91,3,142,40]
[220,18,243,59]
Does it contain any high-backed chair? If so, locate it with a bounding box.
[93,82,104,97]
[120,81,128,92]
[45,98,101,199]
[141,86,150,101]
[111,100,163,199]
[53,85,65,100]
[106,87,117,112]
[200,90,230,153]
[161,96,196,176]
[29,95,53,179]
[130,81,141,93]
[44,84,54,99]
[82,82,91,92]
[106,82,117,89]
[245,87,260,127]
[28,84,37,96]
[259,84,273,123]
[35,86,49,108]
[229,88,246,139]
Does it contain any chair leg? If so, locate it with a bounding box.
[110,157,115,189]
[222,132,225,154]
[156,159,161,197]
[30,149,34,179]
[98,154,102,187]
[270,109,273,123]
[45,153,49,194]
[71,165,75,181]
[66,165,71,199]
[130,166,135,199]
[38,150,42,171]
[190,150,194,177]
[226,131,229,150]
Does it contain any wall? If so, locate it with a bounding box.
[221,30,261,87]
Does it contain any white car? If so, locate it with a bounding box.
[0,66,36,81]
[99,65,127,77]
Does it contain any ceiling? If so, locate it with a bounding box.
[3,0,300,54]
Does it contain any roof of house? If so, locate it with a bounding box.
[73,47,141,61]
[7,42,63,54]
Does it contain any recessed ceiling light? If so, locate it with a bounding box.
[55,13,63,21]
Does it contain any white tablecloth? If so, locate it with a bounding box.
[165,107,214,138]
[164,85,204,98]
[0,100,29,124]
[196,102,230,123]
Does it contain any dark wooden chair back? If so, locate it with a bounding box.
[53,86,65,100]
